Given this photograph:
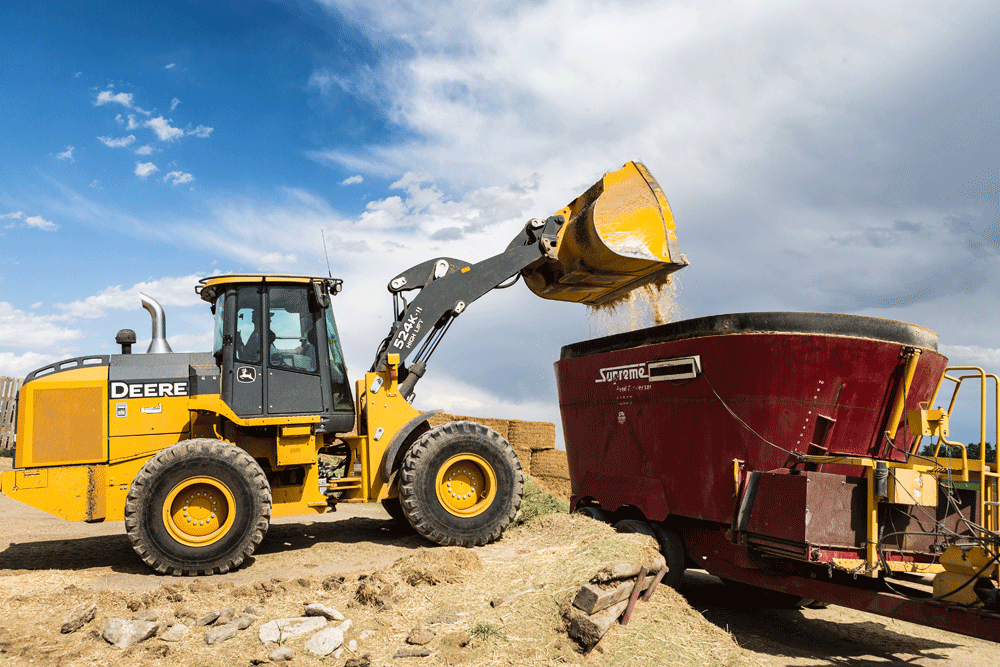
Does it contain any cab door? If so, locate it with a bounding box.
[265,285,323,415]
[231,286,264,415]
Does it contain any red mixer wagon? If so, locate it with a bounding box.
[556,311,1000,641]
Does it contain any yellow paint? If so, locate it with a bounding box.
[887,469,938,506]
[0,465,106,522]
[15,365,109,468]
[831,558,943,574]
[162,476,235,547]
[886,348,921,440]
[435,452,496,517]
[522,161,687,306]
[932,570,984,605]
[276,424,317,467]
[109,393,190,437]
[271,462,328,517]
[109,433,187,464]
[940,544,999,577]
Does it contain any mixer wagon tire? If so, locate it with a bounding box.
[614,520,686,588]
[124,439,272,575]
[398,421,523,547]
[574,505,610,523]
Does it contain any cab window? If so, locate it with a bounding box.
[268,286,319,374]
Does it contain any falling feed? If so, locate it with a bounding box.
[586,268,684,338]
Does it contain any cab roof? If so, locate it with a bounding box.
[196,274,335,303]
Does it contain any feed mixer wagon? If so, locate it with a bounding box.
[558,308,1000,641]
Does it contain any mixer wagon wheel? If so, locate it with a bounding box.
[574,505,610,523]
[614,520,686,588]
[398,421,523,547]
[124,439,272,575]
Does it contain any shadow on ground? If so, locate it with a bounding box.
[679,570,960,666]
[0,516,423,575]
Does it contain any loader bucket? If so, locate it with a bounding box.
[523,161,687,306]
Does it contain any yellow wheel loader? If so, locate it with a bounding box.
[0,161,685,575]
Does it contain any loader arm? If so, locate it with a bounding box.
[372,215,565,396]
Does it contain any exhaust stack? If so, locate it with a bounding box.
[140,293,173,354]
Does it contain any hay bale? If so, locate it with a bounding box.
[534,476,571,501]
[513,445,532,477]
[531,449,569,479]
[429,414,511,441]
[508,420,556,452]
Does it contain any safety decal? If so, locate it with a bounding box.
[140,404,163,415]
[237,366,257,383]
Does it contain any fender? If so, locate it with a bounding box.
[379,409,443,483]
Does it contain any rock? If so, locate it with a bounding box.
[174,606,197,619]
[61,603,96,634]
[358,629,375,641]
[160,623,190,642]
[334,647,344,658]
[205,623,240,645]
[394,647,431,658]
[348,639,358,652]
[268,646,295,662]
[154,620,174,636]
[304,626,344,656]
[131,609,159,622]
[304,602,345,621]
[243,606,260,617]
[425,609,460,625]
[345,656,371,667]
[214,608,237,626]
[196,610,220,626]
[338,619,353,633]
[102,618,159,649]
[406,626,435,646]
[258,617,327,644]
[234,613,254,630]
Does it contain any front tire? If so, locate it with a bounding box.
[398,421,523,547]
[124,439,271,575]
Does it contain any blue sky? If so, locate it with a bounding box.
[2,1,1000,443]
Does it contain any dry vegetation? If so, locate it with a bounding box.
[0,483,753,667]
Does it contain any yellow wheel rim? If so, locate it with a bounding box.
[162,476,236,547]
[435,454,497,518]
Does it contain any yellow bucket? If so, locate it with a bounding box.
[523,161,686,306]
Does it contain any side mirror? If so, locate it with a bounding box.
[312,282,330,309]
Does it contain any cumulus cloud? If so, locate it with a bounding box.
[145,116,184,141]
[170,97,180,110]
[163,171,194,186]
[341,175,364,185]
[135,144,155,155]
[56,146,75,161]
[24,216,57,231]
[134,162,159,178]
[0,302,83,348]
[94,88,149,114]
[187,124,213,138]
[55,274,206,320]
[98,134,136,148]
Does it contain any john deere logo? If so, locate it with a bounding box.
[237,366,257,383]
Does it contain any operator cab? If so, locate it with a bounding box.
[197,275,354,433]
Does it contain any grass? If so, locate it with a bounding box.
[510,477,569,528]
[0,448,12,459]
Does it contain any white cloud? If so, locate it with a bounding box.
[170,97,180,110]
[97,134,136,148]
[165,63,176,70]
[0,212,23,220]
[94,89,134,108]
[341,175,364,185]
[73,71,81,78]
[0,302,83,349]
[187,124,213,138]
[88,179,100,188]
[135,144,155,156]
[0,351,67,379]
[56,146,75,161]
[145,116,184,141]
[55,274,206,320]
[24,216,58,231]
[134,162,159,178]
[125,114,141,130]
[163,171,194,186]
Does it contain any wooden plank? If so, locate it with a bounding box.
[566,599,629,650]
[0,377,21,451]
[572,576,654,615]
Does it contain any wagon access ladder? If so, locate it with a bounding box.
[0,376,20,451]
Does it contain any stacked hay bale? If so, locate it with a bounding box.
[429,414,570,500]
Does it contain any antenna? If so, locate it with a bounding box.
[320,228,332,278]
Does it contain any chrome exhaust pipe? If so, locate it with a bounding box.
[140,293,173,354]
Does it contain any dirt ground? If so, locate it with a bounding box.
[1,457,998,665]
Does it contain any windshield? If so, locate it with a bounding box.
[212,296,225,356]
[325,307,353,410]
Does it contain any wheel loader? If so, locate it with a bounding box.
[0,161,685,575]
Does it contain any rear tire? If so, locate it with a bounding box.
[614,519,686,588]
[124,439,271,575]
[398,421,523,547]
[574,505,610,523]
